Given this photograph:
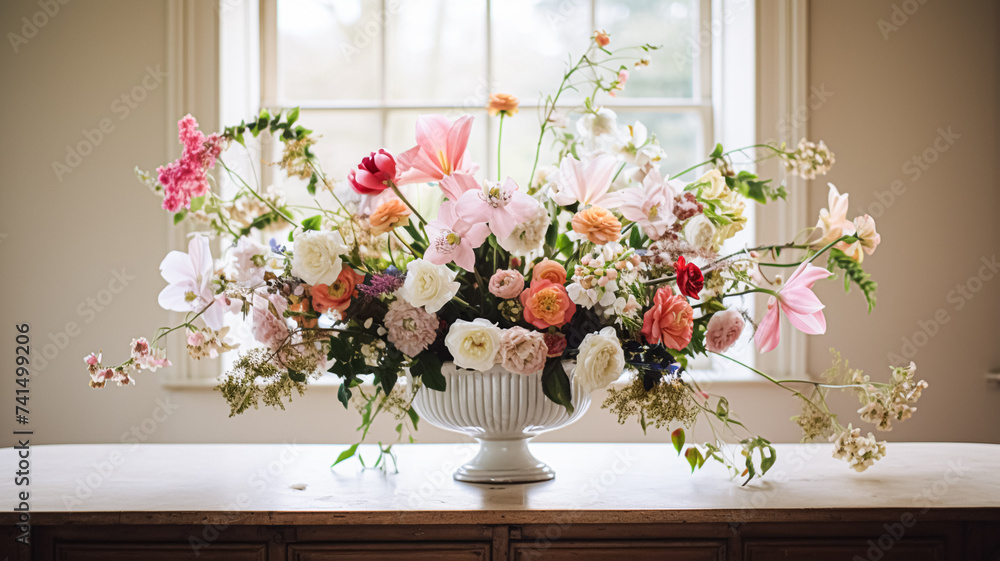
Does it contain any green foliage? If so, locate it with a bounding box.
[300,214,322,231]
[827,248,878,312]
[671,428,685,453]
[411,352,445,391]
[727,171,786,204]
[223,107,312,145]
[542,359,574,415]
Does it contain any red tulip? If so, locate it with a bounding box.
[348,149,397,196]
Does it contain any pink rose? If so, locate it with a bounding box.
[489,269,525,299]
[499,327,548,375]
[704,308,746,353]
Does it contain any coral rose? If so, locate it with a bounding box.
[489,269,524,299]
[641,287,694,350]
[519,279,576,329]
[572,205,622,244]
[369,198,411,236]
[487,93,519,117]
[312,267,364,315]
[532,258,567,285]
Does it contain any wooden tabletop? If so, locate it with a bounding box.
[3,442,998,525]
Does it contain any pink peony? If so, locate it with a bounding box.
[158,115,224,213]
[704,308,745,353]
[383,299,439,357]
[488,269,524,299]
[499,327,548,375]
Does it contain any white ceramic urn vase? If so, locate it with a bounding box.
[410,361,590,484]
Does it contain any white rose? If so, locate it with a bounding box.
[697,169,729,200]
[684,214,717,251]
[291,230,347,286]
[444,318,502,372]
[399,258,459,313]
[499,204,551,256]
[575,327,625,392]
[577,107,618,138]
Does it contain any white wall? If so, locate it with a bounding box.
[1,0,997,452]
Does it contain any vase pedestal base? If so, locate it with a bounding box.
[455,437,554,484]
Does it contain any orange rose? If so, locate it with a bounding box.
[312,267,365,315]
[572,206,621,244]
[641,287,694,350]
[519,279,575,329]
[532,258,567,285]
[369,198,411,236]
[487,93,520,117]
[289,300,317,329]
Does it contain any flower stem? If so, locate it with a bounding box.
[497,113,505,181]
[389,182,427,226]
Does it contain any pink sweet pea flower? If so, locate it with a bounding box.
[396,115,479,184]
[755,261,833,353]
[424,202,490,272]
[455,177,540,239]
[157,235,226,330]
[551,153,621,208]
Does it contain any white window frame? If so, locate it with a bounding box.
[161,0,810,387]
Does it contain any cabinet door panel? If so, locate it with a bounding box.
[55,542,266,561]
[744,539,946,560]
[511,540,725,561]
[288,542,490,561]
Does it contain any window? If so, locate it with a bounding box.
[176,0,771,385]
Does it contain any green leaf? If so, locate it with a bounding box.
[760,444,777,474]
[301,214,323,231]
[542,359,574,415]
[188,196,205,213]
[684,447,703,472]
[332,443,359,467]
[337,382,352,408]
[286,106,300,125]
[411,351,445,391]
[671,428,685,454]
[288,370,306,383]
[307,174,318,196]
[828,248,878,312]
[709,143,724,159]
[716,397,730,419]
[406,406,420,430]
[173,210,187,224]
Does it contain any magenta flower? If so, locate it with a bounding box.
[157,235,226,330]
[755,262,832,353]
[348,149,398,195]
[455,177,539,239]
[551,153,621,208]
[396,115,478,184]
[158,115,224,213]
[424,202,490,272]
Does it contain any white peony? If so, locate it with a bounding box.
[575,327,625,392]
[567,282,599,308]
[697,169,729,200]
[498,203,551,256]
[399,258,460,313]
[683,214,717,251]
[444,318,502,372]
[577,107,618,138]
[291,230,348,286]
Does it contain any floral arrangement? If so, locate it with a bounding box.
[87,32,926,481]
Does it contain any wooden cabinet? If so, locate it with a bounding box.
[2,443,998,561]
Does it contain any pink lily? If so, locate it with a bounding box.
[439,172,480,202]
[396,115,479,185]
[551,153,621,208]
[157,235,226,330]
[618,168,678,240]
[424,202,490,272]
[456,177,539,239]
[755,261,832,353]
